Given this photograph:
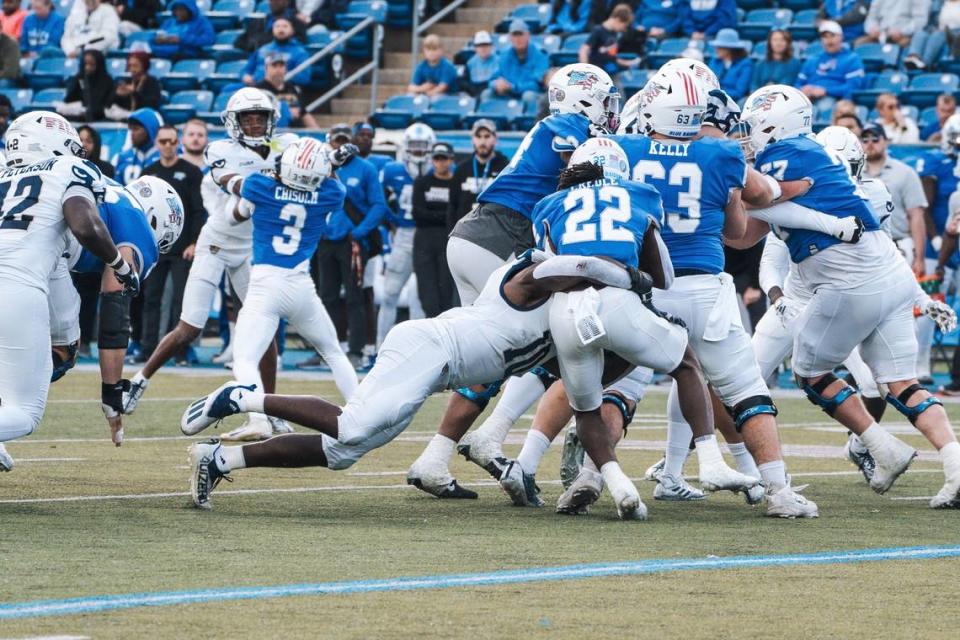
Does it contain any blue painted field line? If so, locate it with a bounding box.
[3,545,960,620]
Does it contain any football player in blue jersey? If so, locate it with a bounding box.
[739,84,960,509]
[408,63,622,500]
[48,175,183,445]
[209,137,358,441]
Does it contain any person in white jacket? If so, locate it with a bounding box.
[61,0,119,58]
[857,0,931,47]
[904,0,960,70]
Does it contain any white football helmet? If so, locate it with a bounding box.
[816,125,865,179]
[221,87,279,147]
[941,113,960,156]
[124,176,185,254]
[279,136,330,192]
[738,84,812,157]
[548,63,621,133]
[568,137,630,182]
[658,57,719,92]
[3,111,84,167]
[634,70,707,139]
[398,123,436,178]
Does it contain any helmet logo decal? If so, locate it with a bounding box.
[566,70,599,89]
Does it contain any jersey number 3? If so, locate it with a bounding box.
[273,204,306,255]
[561,185,634,246]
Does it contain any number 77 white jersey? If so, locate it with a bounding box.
[0,156,104,293]
[607,134,747,274]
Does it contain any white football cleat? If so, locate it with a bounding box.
[122,374,148,414]
[764,484,819,518]
[699,462,759,494]
[0,443,13,472]
[556,467,604,515]
[843,433,876,483]
[743,484,765,505]
[457,429,508,480]
[929,469,960,509]
[653,473,706,501]
[499,460,544,507]
[406,458,477,499]
[869,437,917,494]
[220,417,271,442]
[643,457,665,482]
[181,382,255,435]
[610,483,647,521]
[269,416,294,435]
[188,439,231,510]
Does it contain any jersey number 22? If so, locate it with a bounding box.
[561,185,634,246]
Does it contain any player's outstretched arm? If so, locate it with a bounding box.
[749,200,864,243]
[723,189,748,241]
[64,196,139,295]
[97,247,137,446]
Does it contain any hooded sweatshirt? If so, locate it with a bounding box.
[61,0,119,56]
[795,44,865,100]
[151,0,215,58]
[244,37,311,85]
[114,107,162,185]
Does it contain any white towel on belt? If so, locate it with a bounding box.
[702,273,742,342]
[568,287,606,346]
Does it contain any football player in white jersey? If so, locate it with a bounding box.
[124,88,298,441]
[179,250,655,509]
[0,112,138,471]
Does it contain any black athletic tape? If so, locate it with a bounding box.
[98,291,131,349]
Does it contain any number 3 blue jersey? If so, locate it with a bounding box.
[478,113,591,220]
[72,187,158,279]
[609,135,746,274]
[531,179,663,268]
[242,172,346,269]
[755,134,878,263]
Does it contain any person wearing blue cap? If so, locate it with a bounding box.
[707,28,753,101]
[482,18,550,112]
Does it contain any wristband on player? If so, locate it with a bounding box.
[108,251,130,275]
[762,174,782,202]
[226,174,243,195]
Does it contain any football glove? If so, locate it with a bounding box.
[831,217,865,243]
[923,298,958,334]
[774,296,802,331]
[627,266,654,302]
[704,89,742,134]
[330,143,359,167]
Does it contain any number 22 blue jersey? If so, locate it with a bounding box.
[754,134,877,263]
[242,173,346,269]
[609,135,746,274]
[531,179,664,268]
[72,186,158,279]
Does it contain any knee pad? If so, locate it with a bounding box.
[454,381,503,412]
[50,342,79,383]
[797,372,856,417]
[885,383,942,425]
[529,365,558,390]
[98,292,131,349]
[727,395,778,431]
[601,391,636,434]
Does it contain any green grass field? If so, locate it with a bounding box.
[2,370,960,639]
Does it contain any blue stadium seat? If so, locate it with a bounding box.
[24,87,66,112]
[463,98,524,130]
[497,3,552,34]
[852,70,909,107]
[550,33,588,67]
[855,42,900,72]
[163,59,217,93]
[420,94,475,130]
[19,57,32,77]
[789,9,818,42]
[0,88,33,113]
[336,1,387,58]
[780,0,813,10]
[197,90,232,124]
[904,73,960,108]
[25,57,75,90]
[801,41,822,60]
[209,29,246,62]
[531,34,561,55]
[387,0,413,28]
[106,57,129,79]
[162,90,214,124]
[617,68,652,96]
[208,0,253,29]
[124,30,156,51]
[150,58,172,79]
[205,59,247,93]
[648,38,699,68]
[920,106,939,131]
[739,8,792,42]
[372,94,429,129]
[493,33,511,53]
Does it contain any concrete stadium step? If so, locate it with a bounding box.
[428,21,490,37]
[331,97,376,114]
[455,8,510,25]
[434,35,472,53]
[385,52,414,68]
[378,68,412,84]
[466,0,528,8]
[343,83,407,99]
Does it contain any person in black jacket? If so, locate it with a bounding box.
[139,124,207,361]
[412,142,457,317]
[447,118,509,231]
[115,0,163,33]
[109,50,162,117]
[60,49,115,121]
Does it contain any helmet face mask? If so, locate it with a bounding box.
[738,85,813,156]
[399,123,436,178]
[548,63,620,134]
[816,125,865,180]
[941,114,960,156]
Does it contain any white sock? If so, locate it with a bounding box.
[600,461,634,495]
[419,434,456,467]
[940,441,960,478]
[238,387,265,413]
[758,460,787,491]
[220,445,246,471]
[694,434,724,467]
[474,413,515,446]
[727,442,760,479]
[664,420,693,478]
[481,374,545,439]
[859,423,894,452]
[517,430,551,475]
[582,454,599,474]
[848,433,868,454]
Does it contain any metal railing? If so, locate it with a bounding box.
[411,0,470,59]
[285,17,384,114]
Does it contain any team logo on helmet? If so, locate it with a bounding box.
[137,185,153,198]
[750,91,779,112]
[567,70,599,89]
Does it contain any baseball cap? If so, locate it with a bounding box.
[327,123,352,141]
[265,52,287,65]
[473,30,492,46]
[471,118,497,135]
[353,122,375,136]
[508,19,529,34]
[431,142,454,158]
[818,20,842,36]
[860,123,887,140]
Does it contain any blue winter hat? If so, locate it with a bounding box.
[710,28,750,51]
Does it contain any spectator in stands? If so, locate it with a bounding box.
[546,0,589,36]
[62,0,120,57]
[140,124,206,362]
[257,53,319,128]
[58,49,114,120]
[836,112,863,136]
[0,95,12,139]
[20,0,65,58]
[0,32,18,81]
[412,141,456,318]
[78,124,116,178]
[1,0,26,40]
[304,0,348,31]
[352,121,390,170]
[151,0,215,59]
[448,118,508,232]
[751,29,800,91]
[180,118,207,168]
[923,93,957,142]
[707,28,752,101]
[484,19,550,112]
[874,92,920,143]
[408,34,458,97]
[579,3,644,75]
[636,0,687,40]
[904,0,960,71]
[857,0,931,48]
[243,18,310,86]
[831,98,857,122]
[114,0,163,36]
[682,0,736,40]
[817,1,869,43]
[235,0,307,52]
[464,31,497,96]
[796,20,865,108]
[106,50,162,119]
[114,107,161,184]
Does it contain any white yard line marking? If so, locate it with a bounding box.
[16,458,86,463]
[0,635,91,640]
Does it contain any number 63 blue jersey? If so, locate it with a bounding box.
[531,179,664,268]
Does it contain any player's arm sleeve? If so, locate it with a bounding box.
[351,163,389,238]
[748,200,845,235]
[758,234,789,296]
